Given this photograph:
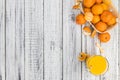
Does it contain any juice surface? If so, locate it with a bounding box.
[86,55,108,75]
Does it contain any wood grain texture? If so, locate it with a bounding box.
[25,0,44,80]
[0,0,119,80]
[0,0,5,80]
[118,1,120,79]
[44,0,63,80]
[6,0,25,80]
[101,1,119,80]
[63,0,82,80]
[81,25,100,80]
[100,29,119,80]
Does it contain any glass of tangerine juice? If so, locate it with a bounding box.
[86,55,109,75]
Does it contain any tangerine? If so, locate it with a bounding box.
[83,26,92,33]
[96,0,103,4]
[101,10,113,23]
[95,21,107,32]
[101,3,109,10]
[98,32,110,42]
[83,0,96,8]
[92,4,104,15]
[107,16,116,26]
[103,0,112,5]
[92,15,100,24]
[84,8,91,12]
[76,14,86,25]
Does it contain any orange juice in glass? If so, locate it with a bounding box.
[86,55,109,75]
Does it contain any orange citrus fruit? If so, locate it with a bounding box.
[83,26,91,33]
[103,0,112,5]
[96,0,103,4]
[83,26,92,36]
[76,14,86,25]
[84,8,91,12]
[107,16,116,26]
[95,21,107,32]
[92,15,100,24]
[101,3,109,10]
[98,32,110,42]
[83,0,96,8]
[101,10,113,23]
[92,4,104,15]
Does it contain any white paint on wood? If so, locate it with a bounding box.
[6,0,25,80]
[0,0,119,80]
[25,0,44,80]
[63,0,82,80]
[100,29,118,80]
[81,25,100,80]
[44,0,63,80]
[0,0,5,80]
[118,1,120,80]
[100,0,119,80]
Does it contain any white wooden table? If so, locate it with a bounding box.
[0,0,119,80]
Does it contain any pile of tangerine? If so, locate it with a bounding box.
[73,0,117,43]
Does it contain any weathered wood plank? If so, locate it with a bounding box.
[81,25,100,80]
[100,29,118,80]
[118,1,120,79]
[63,0,82,80]
[118,26,120,80]
[25,0,43,80]
[3,0,119,80]
[5,0,25,80]
[0,0,5,80]
[44,0,63,80]
[101,0,119,80]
